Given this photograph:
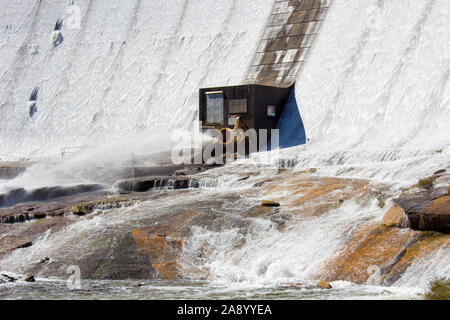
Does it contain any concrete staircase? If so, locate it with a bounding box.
[246,0,330,87]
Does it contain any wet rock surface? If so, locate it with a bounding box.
[382,205,407,228]
[0,169,383,281]
[323,223,450,285]
[114,176,199,193]
[406,195,450,233]
[393,175,450,233]
[0,184,105,208]
[322,172,450,285]
[0,167,448,285]
[261,200,280,207]
[129,196,254,280]
[262,175,378,218]
[0,193,95,224]
[0,273,17,282]
[317,280,332,289]
[24,274,35,282]
[0,191,145,224]
[0,190,155,271]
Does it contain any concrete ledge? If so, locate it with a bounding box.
[0,162,36,180]
[245,0,329,87]
[114,176,199,193]
[0,184,105,208]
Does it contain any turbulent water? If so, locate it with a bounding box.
[0,0,449,299]
[0,279,421,300]
[0,169,428,300]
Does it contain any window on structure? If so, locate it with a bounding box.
[206,92,224,125]
[229,99,247,114]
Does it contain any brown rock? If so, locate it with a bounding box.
[175,238,183,250]
[262,176,374,219]
[132,231,178,264]
[382,206,407,228]
[24,274,35,282]
[407,195,450,232]
[291,282,304,287]
[151,260,180,280]
[393,181,450,232]
[71,203,95,216]
[243,206,274,218]
[384,232,450,283]
[39,257,50,264]
[1,273,17,282]
[130,210,199,280]
[253,181,267,188]
[287,180,347,207]
[132,227,188,280]
[17,241,33,249]
[423,195,450,215]
[317,280,332,289]
[261,200,280,207]
[322,223,450,285]
[0,236,33,259]
[115,176,198,193]
[322,225,422,284]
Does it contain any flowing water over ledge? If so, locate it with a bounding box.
[0,279,421,300]
[1,164,448,299]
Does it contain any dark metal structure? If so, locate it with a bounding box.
[199,84,293,132]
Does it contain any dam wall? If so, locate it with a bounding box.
[0,0,274,159]
[245,0,330,87]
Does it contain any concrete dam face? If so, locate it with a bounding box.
[246,0,330,87]
[0,0,324,161]
[2,0,446,165]
[0,0,275,159]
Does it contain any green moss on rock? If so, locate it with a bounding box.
[423,277,450,300]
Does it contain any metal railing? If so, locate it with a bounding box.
[60,146,90,158]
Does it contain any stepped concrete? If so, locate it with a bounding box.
[0,162,35,180]
[246,0,330,87]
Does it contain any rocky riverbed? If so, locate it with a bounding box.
[1,165,448,295]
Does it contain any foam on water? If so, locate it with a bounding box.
[180,198,381,284]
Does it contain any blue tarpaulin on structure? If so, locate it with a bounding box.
[276,87,306,148]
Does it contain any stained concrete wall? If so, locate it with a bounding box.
[0,162,33,180]
[246,0,330,87]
